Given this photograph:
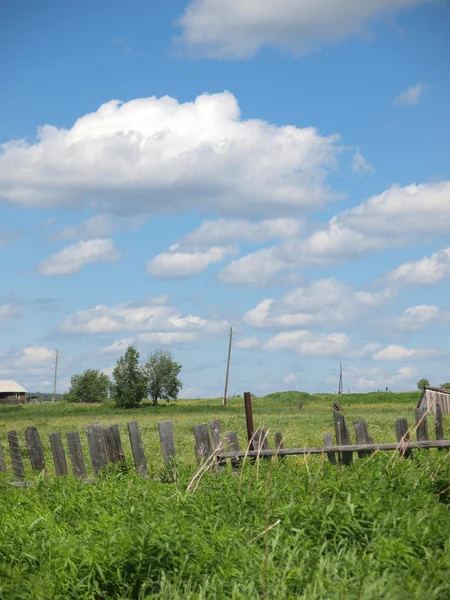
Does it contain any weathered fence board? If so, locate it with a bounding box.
[193,424,212,462]
[158,420,176,466]
[323,432,336,465]
[274,432,284,451]
[415,408,429,442]
[225,431,240,469]
[86,424,108,476]
[253,429,270,452]
[334,412,353,465]
[103,425,125,464]
[25,426,45,472]
[209,420,226,469]
[127,421,148,476]
[7,430,24,480]
[66,431,87,478]
[435,402,444,450]
[395,418,412,458]
[353,419,372,459]
[0,442,6,473]
[49,433,68,476]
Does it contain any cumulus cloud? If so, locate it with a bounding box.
[283,373,298,384]
[235,336,262,349]
[136,332,198,345]
[52,214,146,242]
[372,344,443,361]
[0,345,56,377]
[392,305,444,332]
[100,338,135,354]
[342,365,419,391]
[0,303,21,320]
[262,330,378,358]
[0,92,340,218]
[60,297,228,337]
[386,247,450,286]
[393,82,425,106]
[352,147,374,175]
[146,246,236,278]
[38,238,120,276]
[178,0,431,58]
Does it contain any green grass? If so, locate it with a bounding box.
[0,391,449,599]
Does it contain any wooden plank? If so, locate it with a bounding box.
[86,423,109,477]
[323,432,336,465]
[353,419,370,459]
[49,433,68,476]
[219,438,450,458]
[0,442,6,473]
[243,392,254,448]
[25,426,45,472]
[274,432,284,450]
[253,429,270,458]
[435,402,444,451]
[103,425,125,464]
[334,412,353,465]
[225,431,240,470]
[395,418,412,458]
[127,421,148,476]
[193,424,212,462]
[158,420,176,466]
[415,407,429,442]
[209,420,226,469]
[7,430,24,480]
[66,431,87,478]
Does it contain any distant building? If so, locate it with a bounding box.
[0,380,28,405]
[417,386,450,414]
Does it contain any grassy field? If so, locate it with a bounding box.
[1,391,450,599]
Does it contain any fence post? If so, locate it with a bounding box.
[86,424,109,477]
[7,431,25,480]
[66,431,87,478]
[323,432,337,465]
[209,420,226,469]
[225,432,240,470]
[415,408,429,442]
[435,402,444,450]
[25,426,45,472]
[243,392,255,449]
[353,419,371,458]
[274,432,284,451]
[333,412,353,465]
[193,424,212,462]
[103,425,125,464]
[127,421,148,477]
[49,433,68,476]
[395,418,412,458]
[158,420,176,466]
[0,442,6,473]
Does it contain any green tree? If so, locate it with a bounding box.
[64,369,110,403]
[440,382,450,390]
[417,378,430,390]
[143,349,183,405]
[112,345,147,409]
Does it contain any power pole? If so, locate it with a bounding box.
[223,327,233,406]
[53,348,59,403]
[338,361,343,395]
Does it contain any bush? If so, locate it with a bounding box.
[440,382,450,390]
[64,369,110,403]
[417,378,430,390]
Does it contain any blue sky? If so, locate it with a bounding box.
[1,0,450,397]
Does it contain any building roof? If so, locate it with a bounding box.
[0,380,28,393]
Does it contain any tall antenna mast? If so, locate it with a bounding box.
[223,327,233,406]
[52,348,59,403]
[338,361,343,395]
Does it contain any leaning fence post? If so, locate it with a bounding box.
[127,421,148,477]
[333,412,353,465]
[25,426,45,472]
[158,420,176,466]
[395,418,412,458]
[243,392,255,449]
[7,430,25,480]
[225,432,240,470]
[86,424,109,477]
[66,431,87,478]
[415,408,429,442]
[323,432,337,465]
[103,425,125,464]
[193,424,212,462]
[0,442,6,473]
[435,402,444,450]
[49,433,68,476]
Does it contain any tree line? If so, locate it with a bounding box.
[64,346,182,408]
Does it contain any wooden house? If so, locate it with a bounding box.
[0,380,28,405]
[417,386,450,414]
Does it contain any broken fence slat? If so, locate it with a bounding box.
[435,402,444,450]
[193,424,212,462]
[323,432,336,465]
[209,420,226,469]
[225,431,240,470]
[66,431,87,478]
[353,419,371,459]
[7,430,24,480]
[334,412,353,466]
[25,426,45,472]
[49,433,68,476]
[158,420,176,466]
[103,425,125,464]
[274,432,284,451]
[127,421,148,476]
[395,418,412,458]
[86,424,109,477]
[415,407,429,442]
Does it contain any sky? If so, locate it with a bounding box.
[1,0,450,397]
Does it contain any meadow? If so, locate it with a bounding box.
[1,391,450,599]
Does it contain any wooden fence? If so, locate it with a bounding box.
[0,405,449,483]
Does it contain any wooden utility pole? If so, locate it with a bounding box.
[338,361,343,395]
[52,348,59,403]
[222,327,233,406]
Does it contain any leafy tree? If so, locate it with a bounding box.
[64,369,110,403]
[417,378,430,390]
[143,349,183,405]
[440,382,450,390]
[112,345,147,409]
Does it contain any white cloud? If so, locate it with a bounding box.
[0,92,340,218]
[352,147,374,175]
[100,338,135,354]
[342,365,419,391]
[181,218,303,246]
[372,344,443,361]
[244,279,389,328]
[60,298,228,337]
[235,336,262,349]
[263,330,351,357]
[386,247,450,286]
[54,215,114,241]
[392,305,443,332]
[0,345,56,377]
[178,0,431,59]
[136,332,198,345]
[38,238,120,276]
[0,303,21,320]
[393,82,425,106]
[284,373,298,384]
[146,246,235,278]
